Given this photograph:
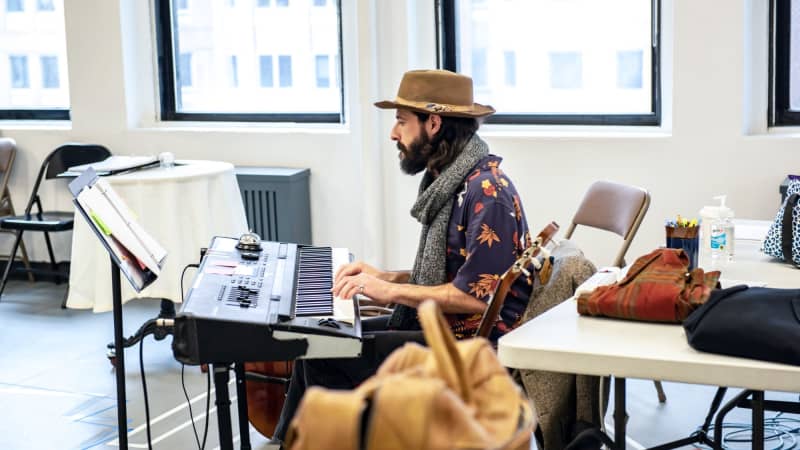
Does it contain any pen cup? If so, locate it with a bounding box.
[666,226,699,271]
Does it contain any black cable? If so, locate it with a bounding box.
[178,262,208,449]
[139,336,153,450]
[181,263,200,303]
[181,364,203,450]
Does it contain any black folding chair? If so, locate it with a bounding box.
[0,143,112,304]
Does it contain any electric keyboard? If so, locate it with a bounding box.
[172,236,362,365]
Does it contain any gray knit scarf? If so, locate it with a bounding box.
[388,134,490,329]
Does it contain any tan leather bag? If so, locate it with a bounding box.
[285,301,536,450]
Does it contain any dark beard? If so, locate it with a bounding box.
[398,133,430,175]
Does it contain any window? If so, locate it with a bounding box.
[0,0,69,120]
[315,55,330,88]
[10,56,29,89]
[178,53,192,87]
[279,55,292,87]
[770,0,800,125]
[41,56,59,88]
[37,0,54,11]
[437,0,660,125]
[314,0,325,5]
[503,51,516,87]
[6,0,23,12]
[229,55,239,87]
[260,55,274,87]
[177,0,188,9]
[549,52,582,89]
[154,0,343,122]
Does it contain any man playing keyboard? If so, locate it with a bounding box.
[274,69,534,443]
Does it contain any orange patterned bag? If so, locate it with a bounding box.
[577,248,720,323]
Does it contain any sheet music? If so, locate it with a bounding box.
[71,170,167,292]
[67,155,158,174]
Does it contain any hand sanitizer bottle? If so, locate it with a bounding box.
[709,195,735,262]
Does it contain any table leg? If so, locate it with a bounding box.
[752,390,764,450]
[614,377,627,450]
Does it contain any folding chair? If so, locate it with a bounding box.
[0,143,112,304]
[563,180,666,405]
[0,138,34,282]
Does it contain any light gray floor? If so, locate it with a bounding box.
[0,280,797,449]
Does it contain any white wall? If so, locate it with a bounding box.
[1,0,798,272]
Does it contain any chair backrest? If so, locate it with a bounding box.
[564,180,650,267]
[0,138,17,215]
[24,143,112,215]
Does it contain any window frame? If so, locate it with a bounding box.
[435,0,661,126]
[154,0,345,123]
[770,0,798,126]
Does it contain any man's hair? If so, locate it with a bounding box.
[414,112,479,173]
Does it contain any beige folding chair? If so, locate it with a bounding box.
[0,138,34,282]
[564,180,666,403]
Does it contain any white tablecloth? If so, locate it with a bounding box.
[66,160,248,312]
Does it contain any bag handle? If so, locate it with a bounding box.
[781,193,799,268]
[417,300,471,403]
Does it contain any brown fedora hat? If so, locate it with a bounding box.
[375,69,495,118]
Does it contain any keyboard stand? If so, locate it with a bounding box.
[212,363,253,450]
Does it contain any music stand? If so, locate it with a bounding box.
[69,168,167,450]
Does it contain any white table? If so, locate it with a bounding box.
[66,160,248,312]
[498,237,800,449]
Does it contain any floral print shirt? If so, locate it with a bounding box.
[445,154,533,341]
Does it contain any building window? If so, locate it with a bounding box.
[37,0,54,11]
[6,0,23,12]
[503,51,515,87]
[41,56,59,88]
[279,55,292,87]
[770,0,800,125]
[313,0,325,5]
[154,0,343,122]
[229,55,239,87]
[178,53,192,87]
[616,50,643,89]
[549,52,582,89]
[315,55,330,88]
[10,56,29,89]
[437,0,660,125]
[259,55,273,87]
[471,48,488,88]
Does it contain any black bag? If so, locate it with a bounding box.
[683,285,800,366]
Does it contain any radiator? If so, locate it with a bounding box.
[235,167,311,245]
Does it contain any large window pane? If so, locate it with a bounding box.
[0,0,69,119]
[440,0,659,124]
[157,0,343,121]
[772,0,800,125]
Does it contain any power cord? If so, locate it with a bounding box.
[139,336,153,450]
[181,363,211,450]
[694,396,800,450]
[179,262,212,450]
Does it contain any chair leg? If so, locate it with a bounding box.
[653,380,667,403]
[18,239,34,282]
[0,230,24,299]
[43,231,62,283]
